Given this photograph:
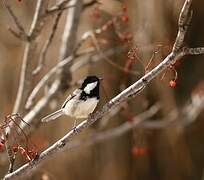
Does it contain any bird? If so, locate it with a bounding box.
[41,76,102,125]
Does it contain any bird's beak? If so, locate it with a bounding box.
[99,77,103,81]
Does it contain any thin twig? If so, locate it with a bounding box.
[25,56,74,109]
[2,0,27,40]
[32,12,63,75]
[173,0,192,51]
[2,131,15,173]
[184,47,204,55]
[80,31,140,76]
[46,0,72,15]
[45,0,100,16]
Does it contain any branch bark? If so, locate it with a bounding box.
[58,0,83,90]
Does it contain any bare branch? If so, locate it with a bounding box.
[25,56,75,109]
[45,0,100,16]
[7,27,28,41]
[83,0,101,10]
[46,0,72,15]
[173,0,192,51]
[70,46,126,72]
[32,12,63,75]
[184,47,204,55]
[58,0,83,90]
[13,0,49,114]
[137,96,204,129]
[28,0,48,40]
[2,131,15,173]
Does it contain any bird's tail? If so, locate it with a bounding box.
[41,109,63,122]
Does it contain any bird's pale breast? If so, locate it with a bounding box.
[63,97,99,118]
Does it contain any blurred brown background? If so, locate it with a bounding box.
[0,0,204,180]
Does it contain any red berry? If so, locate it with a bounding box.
[121,15,129,22]
[169,80,176,88]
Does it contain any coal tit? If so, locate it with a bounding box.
[41,76,102,123]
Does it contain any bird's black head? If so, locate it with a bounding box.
[80,76,101,99]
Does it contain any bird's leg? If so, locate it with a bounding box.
[72,119,77,132]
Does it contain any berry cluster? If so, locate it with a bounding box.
[0,114,39,162]
[90,4,133,43]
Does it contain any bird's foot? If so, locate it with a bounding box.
[72,119,77,132]
[72,126,77,132]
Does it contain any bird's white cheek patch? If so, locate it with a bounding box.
[84,82,97,94]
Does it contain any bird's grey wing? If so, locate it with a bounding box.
[61,89,81,108]
[61,95,74,108]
